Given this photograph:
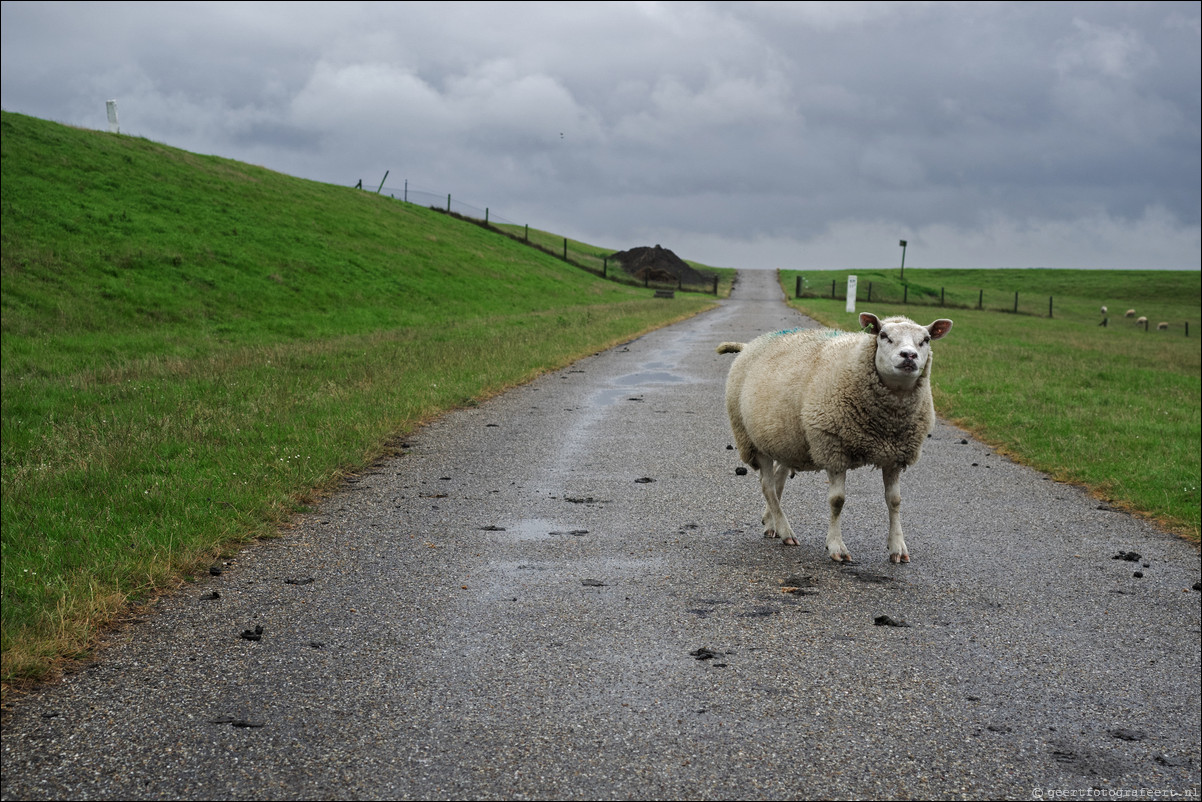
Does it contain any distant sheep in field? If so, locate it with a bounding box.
[1101,306,1108,315]
[718,313,953,564]
[1126,309,1136,318]
[1136,316,1148,327]
[1158,322,1168,331]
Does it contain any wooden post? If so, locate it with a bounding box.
[831,280,836,299]
[713,276,718,295]
[563,238,567,260]
[1014,292,1019,313]
[941,287,945,306]
[447,194,451,211]
[868,282,873,302]
[978,289,983,309]
[1049,296,1053,318]
[796,276,801,298]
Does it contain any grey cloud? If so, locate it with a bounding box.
[2,1,1197,269]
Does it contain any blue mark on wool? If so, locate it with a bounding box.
[768,327,843,338]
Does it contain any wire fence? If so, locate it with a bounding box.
[367,181,720,295]
[795,275,1060,317]
[791,274,1191,335]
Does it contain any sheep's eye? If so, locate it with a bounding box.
[922,337,930,345]
[879,331,890,341]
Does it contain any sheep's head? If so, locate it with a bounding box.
[860,313,953,391]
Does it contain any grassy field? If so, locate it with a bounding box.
[0,111,721,685]
[780,268,1201,541]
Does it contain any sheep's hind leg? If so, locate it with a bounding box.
[825,469,852,562]
[883,465,909,563]
[758,457,798,545]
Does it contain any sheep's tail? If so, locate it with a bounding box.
[716,342,744,354]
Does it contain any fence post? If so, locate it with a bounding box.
[1049,296,1053,318]
[796,276,801,298]
[831,280,836,299]
[868,281,873,302]
[524,224,528,242]
[447,194,451,211]
[603,257,607,278]
[485,208,489,225]
[713,276,718,295]
[1014,292,1019,314]
[562,238,568,261]
[404,180,408,202]
[941,287,945,306]
[978,289,983,310]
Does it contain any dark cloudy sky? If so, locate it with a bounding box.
[3,1,1199,270]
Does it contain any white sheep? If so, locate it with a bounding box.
[1136,316,1148,327]
[1101,306,1108,315]
[1126,309,1136,318]
[718,313,953,563]
[1158,322,1168,331]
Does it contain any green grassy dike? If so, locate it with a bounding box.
[1,111,723,685]
[781,269,1201,544]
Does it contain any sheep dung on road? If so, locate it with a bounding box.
[718,313,953,564]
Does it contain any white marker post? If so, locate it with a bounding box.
[846,275,858,313]
[106,100,119,133]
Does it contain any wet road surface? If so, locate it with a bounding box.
[3,269,1199,800]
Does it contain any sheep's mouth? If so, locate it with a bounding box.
[898,359,919,373]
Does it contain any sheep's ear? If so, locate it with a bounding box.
[927,319,953,340]
[860,313,881,334]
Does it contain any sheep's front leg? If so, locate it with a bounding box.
[883,465,909,563]
[758,456,798,545]
[825,469,852,561]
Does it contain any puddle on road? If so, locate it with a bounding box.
[615,370,686,386]
[486,519,591,541]
[593,370,687,406]
[486,518,560,541]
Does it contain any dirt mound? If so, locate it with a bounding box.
[610,245,706,285]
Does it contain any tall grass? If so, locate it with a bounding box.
[1,111,717,684]
[780,269,1201,541]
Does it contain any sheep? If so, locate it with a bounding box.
[718,313,952,564]
[1101,306,1108,315]
[1158,322,1169,331]
[1126,309,1136,318]
[1136,316,1148,327]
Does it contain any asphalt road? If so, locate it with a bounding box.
[3,269,1199,801]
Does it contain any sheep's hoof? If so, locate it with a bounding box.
[781,537,800,547]
[763,529,780,539]
[830,553,853,563]
[889,553,910,564]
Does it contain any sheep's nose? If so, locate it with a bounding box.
[900,350,918,361]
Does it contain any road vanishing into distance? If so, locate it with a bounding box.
[3,270,1199,800]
